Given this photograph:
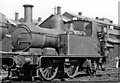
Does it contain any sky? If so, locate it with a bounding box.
[0,0,119,24]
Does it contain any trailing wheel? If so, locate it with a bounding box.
[65,65,79,78]
[39,66,58,81]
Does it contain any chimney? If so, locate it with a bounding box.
[110,20,113,23]
[23,4,33,22]
[57,6,61,15]
[118,1,120,25]
[38,17,41,22]
[78,12,82,15]
[15,12,19,21]
[95,17,99,20]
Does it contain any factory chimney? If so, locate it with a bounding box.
[78,12,82,16]
[118,1,120,25]
[15,12,19,21]
[95,17,99,20]
[57,6,61,15]
[38,17,41,22]
[23,4,33,22]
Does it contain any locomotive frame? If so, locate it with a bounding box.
[1,5,120,81]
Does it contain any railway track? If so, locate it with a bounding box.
[1,60,120,82]
[1,67,119,82]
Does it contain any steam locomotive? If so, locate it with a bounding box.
[1,5,119,81]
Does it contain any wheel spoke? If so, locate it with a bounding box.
[44,69,48,77]
[68,66,74,75]
[66,65,79,78]
[40,66,58,81]
[43,68,48,74]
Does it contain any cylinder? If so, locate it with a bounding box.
[15,12,19,21]
[23,4,33,22]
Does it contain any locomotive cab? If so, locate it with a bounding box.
[66,20,92,37]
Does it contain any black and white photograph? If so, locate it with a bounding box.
[0,0,120,82]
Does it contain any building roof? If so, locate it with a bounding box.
[0,12,19,26]
[63,12,119,27]
[0,12,8,27]
[107,38,120,43]
[108,29,120,35]
[106,43,113,47]
[38,14,54,27]
[38,14,71,28]
[10,19,21,25]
